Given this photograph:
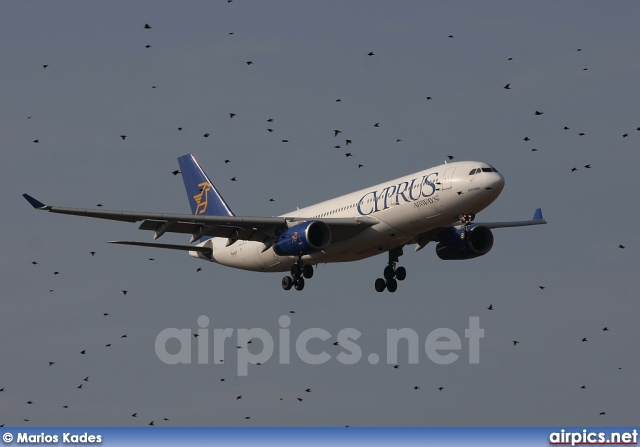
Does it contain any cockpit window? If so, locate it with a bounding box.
[482,168,493,173]
[490,165,499,173]
[469,169,476,175]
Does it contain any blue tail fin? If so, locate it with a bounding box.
[177,154,235,217]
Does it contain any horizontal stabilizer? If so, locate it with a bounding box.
[109,241,212,256]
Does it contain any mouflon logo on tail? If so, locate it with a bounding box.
[193,182,212,215]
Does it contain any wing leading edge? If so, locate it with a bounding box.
[22,194,377,244]
[412,208,546,251]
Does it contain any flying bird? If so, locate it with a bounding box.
[246,61,253,65]
[345,153,353,157]
[571,167,577,172]
[334,130,342,137]
[535,111,543,115]
[90,252,95,256]
[513,341,519,346]
[582,338,588,342]
[367,52,375,56]
[373,123,380,127]
[122,290,128,295]
[172,170,180,175]
[503,83,511,90]
[523,137,530,141]
[120,135,127,140]
[618,245,625,249]
[203,133,210,138]
[229,113,236,118]
[539,286,545,290]
[584,164,591,169]
[487,304,493,310]
[447,155,454,160]
[144,23,152,29]
[231,177,237,181]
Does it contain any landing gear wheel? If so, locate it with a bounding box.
[303,265,314,279]
[282,276,293,291]
[395,266,407,281]
[375,278,386,292]
[383,265,395,280]
[386,278,398,293]
[294,277,305,291]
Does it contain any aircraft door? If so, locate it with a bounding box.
[442,167,456,190]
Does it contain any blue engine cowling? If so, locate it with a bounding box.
[272,221,332,256]
[435,225,494,260]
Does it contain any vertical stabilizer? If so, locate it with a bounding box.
[177,154,235,217]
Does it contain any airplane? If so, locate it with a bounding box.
[23,153,546,292]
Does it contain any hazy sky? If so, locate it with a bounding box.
[2,1,640,427]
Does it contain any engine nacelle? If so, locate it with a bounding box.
[435,225,494,260]
[273,221,332,256]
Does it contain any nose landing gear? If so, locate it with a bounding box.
[282,257,314,291]
[458,213,476,239]
[375,246,407,293]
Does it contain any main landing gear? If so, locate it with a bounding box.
[375,246,407,293]
[282,257,314,291]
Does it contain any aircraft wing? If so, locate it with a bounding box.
[470,208,546,229]
[411,208,546,251]
[22,194,378,244]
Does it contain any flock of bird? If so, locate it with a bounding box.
[7,6,638,427]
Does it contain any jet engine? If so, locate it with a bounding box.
[435,225,494,260]
[273,221,331,256]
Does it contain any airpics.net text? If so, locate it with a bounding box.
[155,316,484,376]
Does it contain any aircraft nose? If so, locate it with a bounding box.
[492,172,505,193]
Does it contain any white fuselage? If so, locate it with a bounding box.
[190,161,505,272]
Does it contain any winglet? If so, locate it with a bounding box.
[533,208,543,221]
[22,194,48,209]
